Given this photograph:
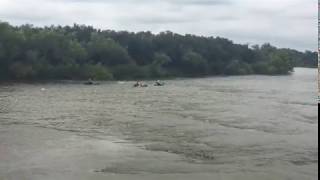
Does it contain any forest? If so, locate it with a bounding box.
[0,21,317,81]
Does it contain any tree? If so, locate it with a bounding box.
[268,51,293,74]
[0,21,316,81]
[87,35,132,66]
[82,64,113,80]
[149,52,171,77]
[181,51,208,75]
[10,62,35,79]
[224,59,253,75]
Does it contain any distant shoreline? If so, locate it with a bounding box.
[1,67,316,85]
[0,21,316,82]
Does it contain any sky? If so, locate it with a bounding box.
[0,0,317,51]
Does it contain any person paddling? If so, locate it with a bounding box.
[154,80,164,86]
[134,81,140,87]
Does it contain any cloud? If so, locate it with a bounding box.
[59,0,231,6]
[0,0,316,51]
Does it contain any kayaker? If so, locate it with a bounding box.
[155,80,163,86]
[134,81,140,87]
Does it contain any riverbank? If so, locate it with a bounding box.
[1,67,315,85]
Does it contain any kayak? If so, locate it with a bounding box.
[133,84,148,87]
[84,81,100,85]
[154,82,165,86]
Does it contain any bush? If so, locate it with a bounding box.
[9,62,36,79]
[82,64,113,80]
[112,64,150,80]
[224,60,253,75]
[181,51,209,75]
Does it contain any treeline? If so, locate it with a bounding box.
[0,21,317,80]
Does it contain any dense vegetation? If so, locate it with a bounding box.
[0,21,317,81]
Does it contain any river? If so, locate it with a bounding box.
[0,67,318,180]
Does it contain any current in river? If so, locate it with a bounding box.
[0,68,318,180]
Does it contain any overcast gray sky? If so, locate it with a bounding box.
[0,0,317,51]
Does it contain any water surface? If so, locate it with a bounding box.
[0,68,318,180]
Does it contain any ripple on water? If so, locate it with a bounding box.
[0,68,318,178]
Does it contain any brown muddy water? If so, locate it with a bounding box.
[0,68,318,180]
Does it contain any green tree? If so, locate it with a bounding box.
[10,62,35,79]
[268,51,293,74]
[82,64,113,80]
[87,35,132,66]
[181,51,208,75]
[0,21,317,81]
[149,52,171,77]
[225,59,253,75]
